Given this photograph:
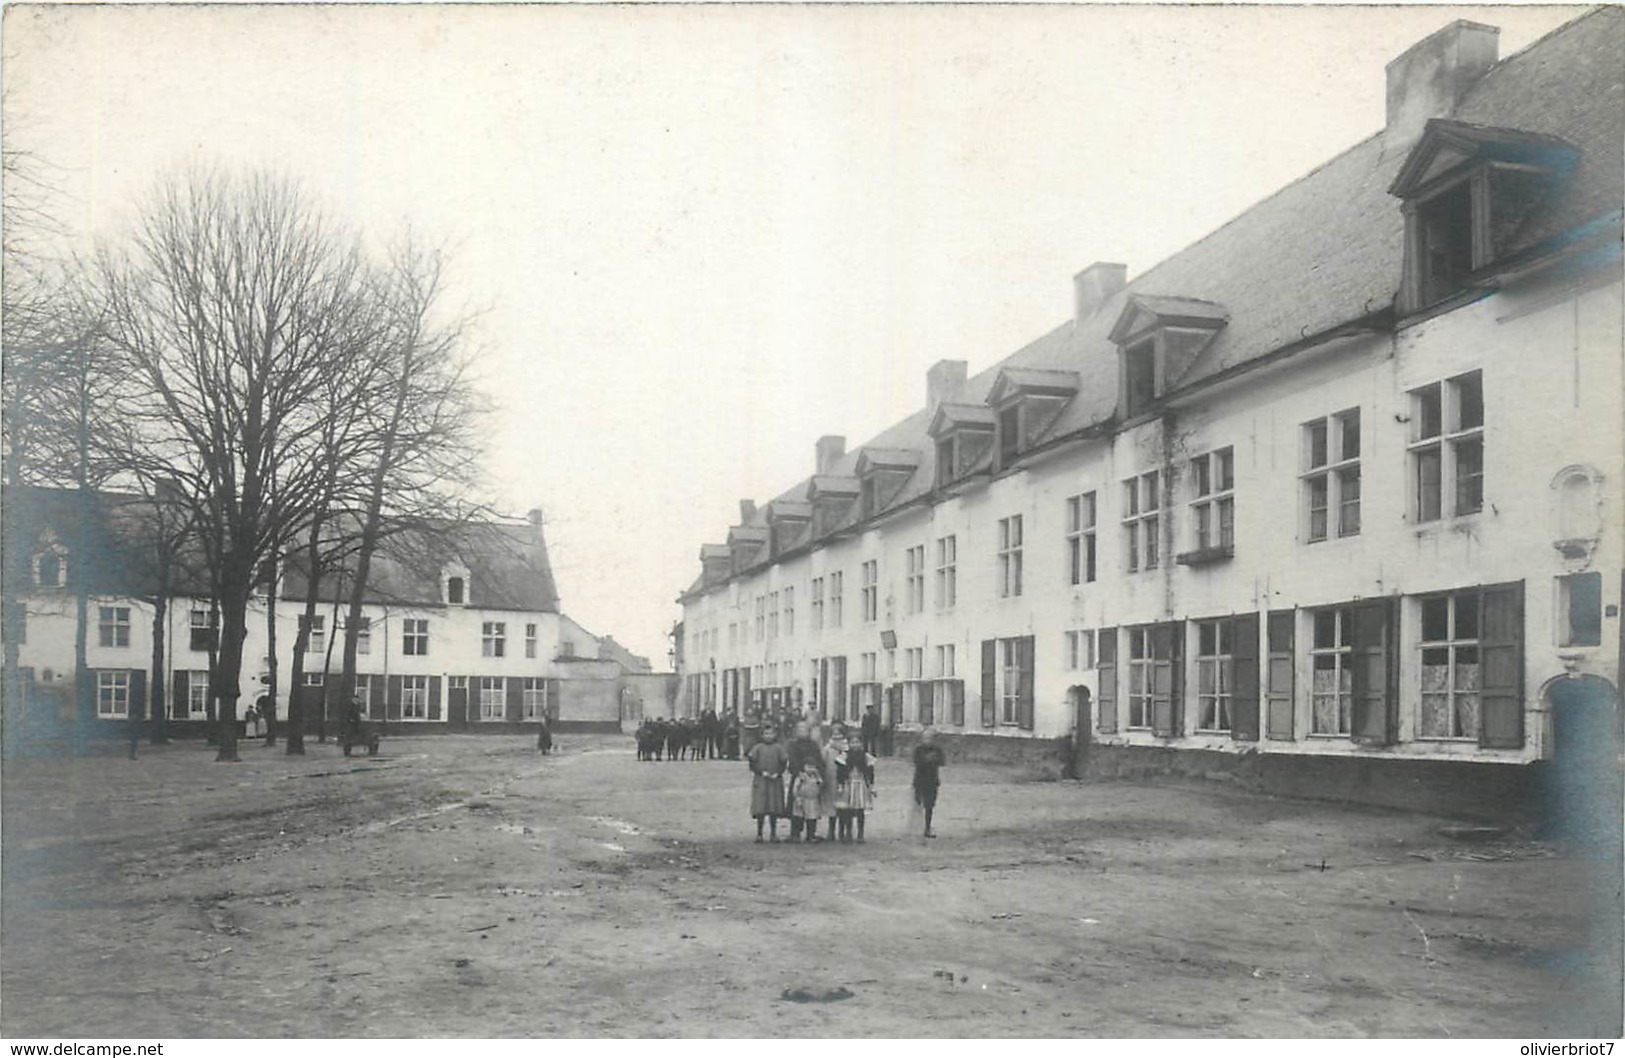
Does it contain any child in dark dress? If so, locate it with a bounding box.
[911,727,946,838]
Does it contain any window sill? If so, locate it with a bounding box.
[1176,545,1234,567]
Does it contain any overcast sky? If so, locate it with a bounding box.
[3,3,1582,665]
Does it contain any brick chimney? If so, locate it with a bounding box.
[1385,21,1498,147]
[1074,262,1127,323]
[815,435,846,476]
[739,499,757,524]
[926,360,967,413]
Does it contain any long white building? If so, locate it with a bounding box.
[676,12,1624,816]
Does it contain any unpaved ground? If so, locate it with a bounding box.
[1,733,1619,1038]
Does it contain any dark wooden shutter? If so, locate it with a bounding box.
[834,657,848,722]
[1150,622,1181,737]
[1096,628,1118,733]
[506,676,523,722]
[387,675,403,721]
[1016,635,1035,731]
[1265,610,1295,740]
[369,675,386,721]
[980,639,997,727]
[950,679,965,726]
[1350,600,1395,744]
[740,667,751,708]
[1230,613,1260,741]
[548,678,562,721]
[1479,583,1524,748]
[172,670,190,720]
[428,676,442,721]
[128,670,147,721]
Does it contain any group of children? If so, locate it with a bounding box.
[746,720,876,843]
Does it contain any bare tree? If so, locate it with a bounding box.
[333,236,483,714]
[93,168,383,761]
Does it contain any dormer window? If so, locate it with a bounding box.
[31,531,68,588]
[1390,119,1580,312]
[446,576,465,605]
[853,448,921,521]
[1124,340,1157,418]
[928,403,996,488]
[984,368,1080,471]
[1108,295,1227,419]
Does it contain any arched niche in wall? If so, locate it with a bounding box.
[1551,464,1604,565]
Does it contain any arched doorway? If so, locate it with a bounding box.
[1542,673,1622,850]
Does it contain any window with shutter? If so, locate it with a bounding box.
[1150,623,1181,737]
[387,675,404,721]
[980,639,996,727]
[1266,611,1295,740]
[1230,613,1260,741]
[950,680,966,726]
[1017,635,1036,731]
[1096,628,1118,733]
[1349,600,1395,744]
[429,676,443,721]
[1478,584,1524,748]
[369,675,386,721]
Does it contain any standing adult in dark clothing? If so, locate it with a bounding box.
[912,727,946,839]
[860,705,882,756]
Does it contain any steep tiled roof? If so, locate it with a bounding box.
[688,9,1623,593]
[1,485,560,613]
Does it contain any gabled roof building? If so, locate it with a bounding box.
[675,11,1624,817]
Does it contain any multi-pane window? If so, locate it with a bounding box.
[402,618,429,656]
[355,674,372,707]
[828,572,844,629]
[1064,629,1095,671]
[1194,619,1234,733]
[97,670,130,718]
[1419,592,1482,740]
[861,652,877,683]
[935,535,957,610]
[860,561,878,623]
[904,647,926,722]
[1126,627,1154,729]
[1309,608,1353,735]
[998,404,1022,467]
[1303,409,1362,541]
[353,616,372,656]
[1066,493,1097,585]
[525,623,538,659]
[768,591,780,640]
[905,546,926,614]
[402,675,429,720]
[1122,472,1161,572]
[449,676,468,691]
[189,609,219,652]
[186,670,210,718]
[997,515,1024,598]
[97,606,131,648]
[303,615,326,656]
[478,677,505,720]
[754,596,765,642]
[1190,448,1235,551]
[935,643,956,678]
[783,588,795,636]
[811,577,825,630]
[522,677,549,720]
[481,621,507,658]
[1409,371,1484,522]
[1000,639,1022,723]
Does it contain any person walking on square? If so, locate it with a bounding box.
[747,725,788,843]
[912,727,946,839]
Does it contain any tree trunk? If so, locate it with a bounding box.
[148,585,168,743]
[73,485,92,757]
[213,578,249,763]
[264,561,279,749]
[286,525,325,756]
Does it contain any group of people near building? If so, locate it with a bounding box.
[634,710,740,762]
[745,719,946,843]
